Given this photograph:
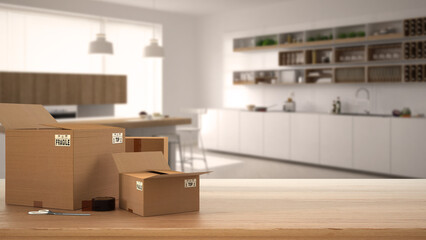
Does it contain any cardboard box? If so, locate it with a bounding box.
[0,103,125,210]
[112,150,208,217]
[126,137,168,159]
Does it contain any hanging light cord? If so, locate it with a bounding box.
[152,0,156,39]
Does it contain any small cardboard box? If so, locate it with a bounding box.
[112,151,208,217]
[0,103,125,210]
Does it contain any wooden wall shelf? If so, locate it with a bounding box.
[233,15,426,86]
[0,72,127,105]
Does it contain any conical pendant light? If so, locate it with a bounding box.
[144,0,164,58]
[89,19,113,54]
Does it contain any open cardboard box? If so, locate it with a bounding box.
[113,151,209,217]
[0,103,125,210]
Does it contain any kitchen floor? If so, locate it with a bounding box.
[177,148,402,179]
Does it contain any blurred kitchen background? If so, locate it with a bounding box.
[1,0,426,179]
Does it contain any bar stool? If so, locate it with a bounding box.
[152,134,185,172]
[177,109,208,172]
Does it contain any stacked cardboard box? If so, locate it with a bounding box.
[0,103,125,210]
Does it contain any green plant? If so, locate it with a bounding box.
[357,31,365,37]
[348,32,357,38]
[308,37,315,42]
[261,38,276,46]
[256,40,263,46]
[338,33,347,39]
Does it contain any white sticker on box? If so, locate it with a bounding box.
[136,181,143,191]
[55,135,71,147]
[112,133,123,144]
[184,179,197,188]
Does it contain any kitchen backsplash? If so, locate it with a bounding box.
[223,82,426,115]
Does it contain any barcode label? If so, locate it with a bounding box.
[184,179,197,188]
[55,135,71,147]
[112,133,123,144]
[136,181,143,191]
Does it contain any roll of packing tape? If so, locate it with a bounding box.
[92,197,115,211]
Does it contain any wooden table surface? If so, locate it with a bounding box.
[1,179,425,239]
[58,117,191,129]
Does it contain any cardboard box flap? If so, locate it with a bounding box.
[112,152,170,173]
[0,103,56,130]
[148,171,211,179]
[43,123,121,130]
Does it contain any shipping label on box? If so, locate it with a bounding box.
[112,133,123,144]
[55,134,71,147]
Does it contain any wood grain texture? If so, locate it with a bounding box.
[59,117,192,129]
[0,72,127,105]
[0,179,425,239]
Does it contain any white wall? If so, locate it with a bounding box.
[196,0,426,115]
[0,0,199,118]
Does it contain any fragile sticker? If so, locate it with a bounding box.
[184,179,197,188]
[55,134,71,147]
[112,133,123,144]
[136,181,143,191]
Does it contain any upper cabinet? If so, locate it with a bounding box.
[0,72,127,105]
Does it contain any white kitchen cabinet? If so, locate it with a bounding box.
[218,110,240,153]
[290,113,320,164]
[319,115,353,168]
[391,118,426,178]
[240,112,263,156]
[200,109,219,150]
[353,117,391,174]
[264,113,290,160]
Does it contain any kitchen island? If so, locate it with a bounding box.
[59,117,191,170]
[0,179,425,239]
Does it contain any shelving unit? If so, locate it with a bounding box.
[404,64,426,82]
[368,65,402,83]
[305,48,333,64]
[335,46,365,63]
[305,68,333,84]
[367,43,402,62]
[279,51,304,66]
[233,16,426,85]
[335,67,365,83]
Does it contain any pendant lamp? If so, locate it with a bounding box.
[144,0,164,58]
[89,19,113,54]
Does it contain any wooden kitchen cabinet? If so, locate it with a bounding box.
[264,112,290,160]
[0,72,126,105]
[240,111,263,156]
[218,110,240,153]
[353,117,391,173]
[320,115,353,168]
[290,113,320,164]
[391,118,426,178]
[201,109,219,150]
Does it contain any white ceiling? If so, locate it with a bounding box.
[93,0,286,16]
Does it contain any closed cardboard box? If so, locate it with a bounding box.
[113,151,208,217]
[0,103,125,210]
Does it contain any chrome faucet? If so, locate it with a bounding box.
[355,87,371,114]
[355,87,370,100]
